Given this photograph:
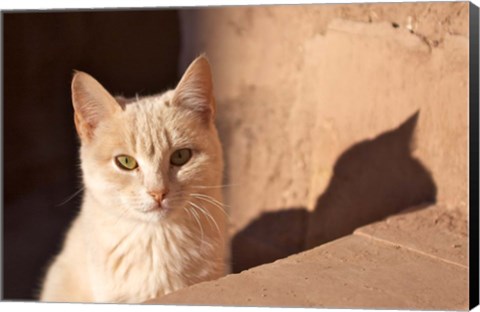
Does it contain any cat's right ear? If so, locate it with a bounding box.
[71,71,121,142]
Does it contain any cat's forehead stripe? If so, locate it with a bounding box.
[163,128,172,149]
[128,97,171,163]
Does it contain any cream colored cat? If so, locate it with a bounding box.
[40,56,227,303]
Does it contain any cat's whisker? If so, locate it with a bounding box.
[190,183,240,189]
[55,187,85,207]
[189,195,229,219]
[183,206,195,222]
[187,205,205,246]
[189,202,215,229]
[190,193,230,209]
[188,201,222,242]
[166,194,189,202]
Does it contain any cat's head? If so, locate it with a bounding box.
[72,56,223,223]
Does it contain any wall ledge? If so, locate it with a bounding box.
[148,204,468,310]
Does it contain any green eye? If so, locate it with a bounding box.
[170,148,192,166]
[115,155,138,170]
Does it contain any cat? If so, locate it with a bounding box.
[39,56,228,303]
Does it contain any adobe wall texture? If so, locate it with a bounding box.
[179,2,470,272]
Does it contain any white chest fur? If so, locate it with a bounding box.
[85,216,217,303]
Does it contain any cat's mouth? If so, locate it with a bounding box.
[134,205,170,222]
[143,203,171,214]
[130,196,184,222]
[138,200,180,220]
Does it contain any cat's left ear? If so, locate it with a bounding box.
[172,55,215,123]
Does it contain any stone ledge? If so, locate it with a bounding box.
[355,204,468,268]
[149,205,468,310]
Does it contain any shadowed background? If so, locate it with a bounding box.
[3,3,469,300]
[3,10,181,299]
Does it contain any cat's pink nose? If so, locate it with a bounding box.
[149,189,168,204]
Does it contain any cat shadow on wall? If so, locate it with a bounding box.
[231,111,437,273]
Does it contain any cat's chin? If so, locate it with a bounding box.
[131,203,181,223]
[130,208,169,223]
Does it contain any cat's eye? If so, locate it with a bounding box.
[170,148,192,166]
[115,155,138,170]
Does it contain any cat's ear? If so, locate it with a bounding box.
[172,55,215,123]
[71,71,121,142]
